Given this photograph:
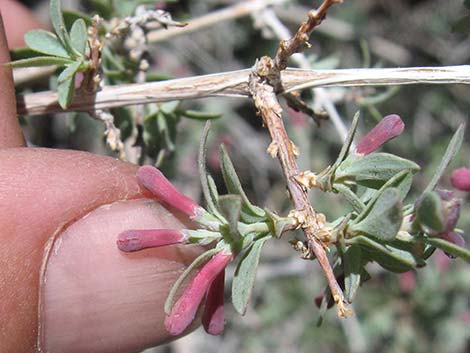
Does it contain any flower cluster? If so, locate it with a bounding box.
[116,166,232,335]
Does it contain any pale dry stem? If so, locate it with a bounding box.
[249,56,351,318]
[249,0,351,318]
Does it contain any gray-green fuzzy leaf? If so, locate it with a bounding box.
[6,56,73,68]
[422,124,465,195]
[70,19,88,55]
[416,192,444,233]
[350,188,402,241]
[57,75,75,109]
[220,145,265,220]
[343,246,363,303]
[198,121,223,219]
[348,236,421,273]
[423,237,470,262]
[57,60,82,84]
[232,237,269,315]
[50,0,69,44]
[218,194,242,243]
[24,30,69,58]
[336,153,420,188]
[333,111,360,169]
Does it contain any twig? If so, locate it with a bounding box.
[249,0,352,317]
[16,65,470,116]
[250,57,351,318]
[257,7,349,141]
[273,0,343,72]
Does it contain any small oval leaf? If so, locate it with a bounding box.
[349,236,420,273]
[57,60,82,84]
[24,30,69,58]
[416,191,444,233]
[70,19,88,55]
[57,75,75,109]
[351,188,402,241]
[336,153,420,188]
[343,245,363,303]
[220,145,266,220]
[232,237,269,315]
[218,194,242,243]
[50,0,68,44]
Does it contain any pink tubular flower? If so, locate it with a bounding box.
[202,270,226,335]
[165,251,232,336]
[137,166,203,218]
[451,167,470,192]
[355,114,405,155]
[116,229,187,252]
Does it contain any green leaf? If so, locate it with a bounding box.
[57,60,82,84]
[164,248,220,314]
[207,175,220,208]
[6,56,73,68]
[57,75,75,109]
[336,153,420,188]
[70,19,88,56]
[332,111,360,170]
[220,144,266,220]
[232,237,269,315]
[24,30,69,58]
[180,109,222,120]
[423,237,470,262]
[218,195,242,243]
[50,0,70,45]
[348,236,421,273]
[343,246,363,303]
[358,170,413,212]
[198,122,224,219]
[416,192,444,233]
[422,124,465,195]
[350,188,402,241]
[465,0,470,10]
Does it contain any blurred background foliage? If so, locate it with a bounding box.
[14,0,469,352]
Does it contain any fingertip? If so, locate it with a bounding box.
[40,199,202,353]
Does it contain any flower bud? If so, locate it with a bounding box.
[451,167,470,192]
[355,114,404,155]
[137,166,203,218]
[116,229,187,252]
[202,270,226,335]
[165,251,232,336]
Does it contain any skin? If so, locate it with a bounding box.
[0,4,200,353]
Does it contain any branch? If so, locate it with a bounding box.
[273,0,343,71]
[16,65,470,116]
[248,0,349,318]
